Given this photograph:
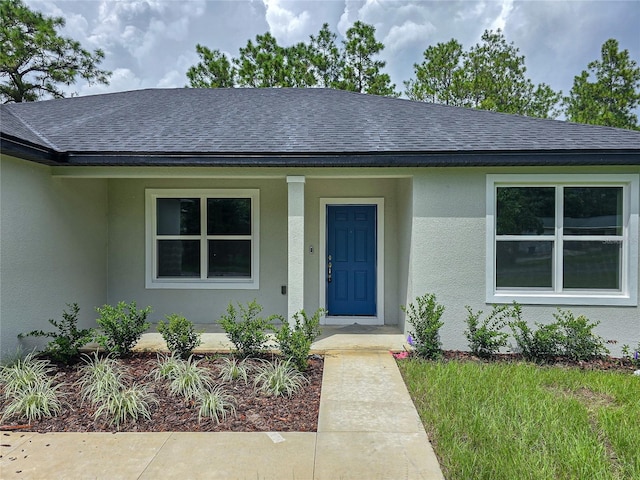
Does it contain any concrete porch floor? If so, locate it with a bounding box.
[135,323,410,355]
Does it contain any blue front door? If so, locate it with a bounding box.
[327,205,377,316]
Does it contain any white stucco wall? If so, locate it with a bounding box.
[407,167,640,356]
[107,177,288,324]
[0,156,108,359]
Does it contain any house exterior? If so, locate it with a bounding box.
[1,88,639,358]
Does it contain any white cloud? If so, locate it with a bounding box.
[262,0,312,43]
[157,70,183,89]
[384,20,435,52]
[490,0,514,31]
[71,68,144,97]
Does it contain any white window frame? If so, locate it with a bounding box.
[145,189,259,289]
[486,174,638,306]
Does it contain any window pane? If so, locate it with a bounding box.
[208,240,251,277]
[496,241,553,288]
[157,198,200,235]
[564,187,623,236]
[563,241,621,289]
[497,187,555,235]
[207,198,251,235]
[157,240,200,277]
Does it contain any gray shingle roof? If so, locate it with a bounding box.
[1,88,639,166]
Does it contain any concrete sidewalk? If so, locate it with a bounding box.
[1,336,444,479]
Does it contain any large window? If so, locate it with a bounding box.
[146,189,259,289]
[486,175,638,305]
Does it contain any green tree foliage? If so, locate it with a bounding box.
[404,39,465,105]
[565,38,640,130]
[186,45,235,88]
[0,0,110,103]
[234,32,315,88]
[405,30,561,118]
[186,22,396,96]
[308,23,343,88]
[341,21,397,96]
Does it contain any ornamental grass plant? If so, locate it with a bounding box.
[254,359,309,397]
[197,385,236,424]
[0,353,65,423]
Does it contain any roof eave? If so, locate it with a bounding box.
[63,150,640,167]
[0,135,63,165]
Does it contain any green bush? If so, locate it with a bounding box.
[510,308,608,363]
[275,308,324,371]
[157,314,202,359]
[464,304,513,358]
[96,301,151,356]
[621,342,640,368]
[510,319,563,363]
[553,309,609,361]
[18,303,95,364]
[218,300,277,357]
[401,293,445,359]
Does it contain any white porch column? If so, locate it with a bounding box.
[286,176,305,323]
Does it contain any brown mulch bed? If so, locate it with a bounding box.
[439,350,638,372]
[0,353,323,433]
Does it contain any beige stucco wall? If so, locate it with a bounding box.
[406,166,640,356]
[0,156,108,359]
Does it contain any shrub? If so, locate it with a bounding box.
[621,342,640,368]
[275,308,324,371]
[197,386,236,424]
[218,357,249,384]
[254,359,309,397]
[511,308,609,363]
[510,319,563,363]
[401,293,445,359]
[464,304,513,358]
[157,314,202,359]
[553,309,609,361]
[218,300,276,357]
[18,303,95,364]
[96,301,151,356]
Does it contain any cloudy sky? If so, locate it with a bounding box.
[24,0,640,101]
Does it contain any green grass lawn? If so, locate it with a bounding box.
[398,359,640,480]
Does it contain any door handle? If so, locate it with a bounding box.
[327,255,332,283]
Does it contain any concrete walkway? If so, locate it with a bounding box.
[1,332,444,479]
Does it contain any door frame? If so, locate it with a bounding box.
[319,198,385,325]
